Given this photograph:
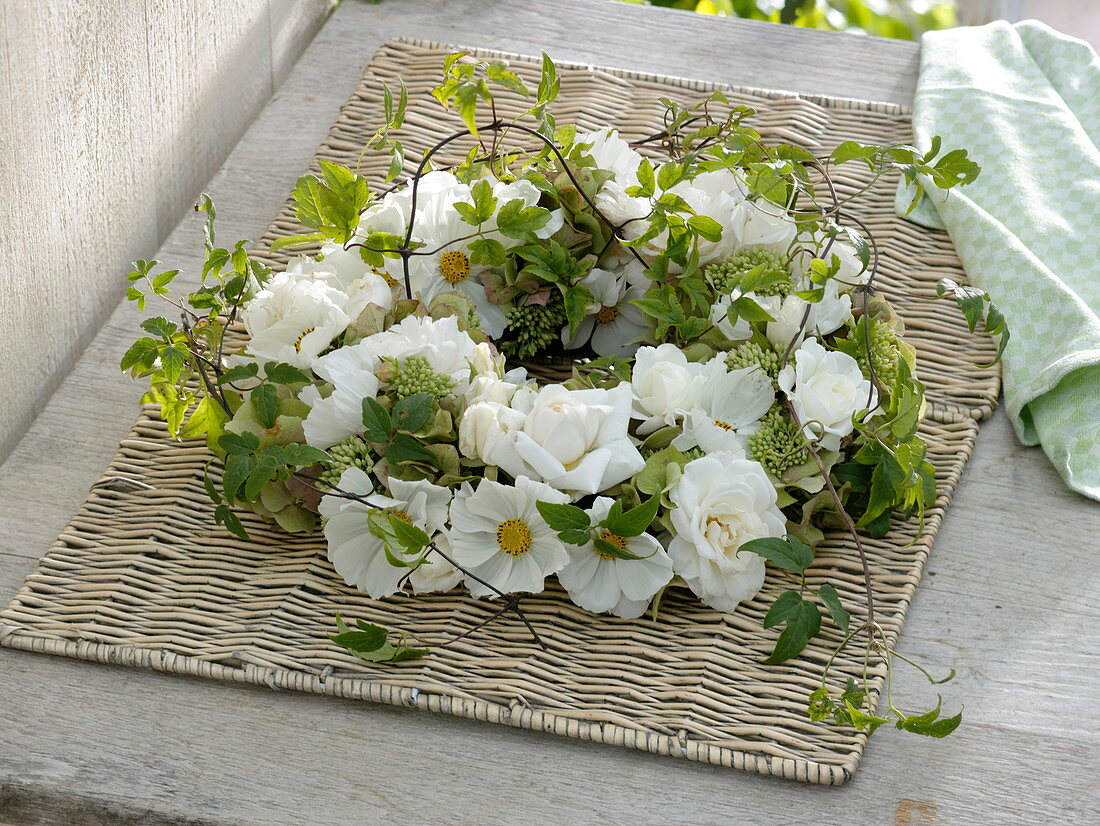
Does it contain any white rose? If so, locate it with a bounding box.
[778,338,876,452]
[457,401,526,465]
[510,383,645,495]
[630,343,704,433]
[710,290,782,342]
[465,374,530,406]
[242,271,351,368]
[764,281,852,352]
[464,384,644,496]
[667,452,787,612]
[467,342,503,377]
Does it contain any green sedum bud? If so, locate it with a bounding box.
[318,436,375,491]
[705,248,791,297]
[726,341,781,382]
[749,406,809,478]
[390,355,455,399]
[501,297,568,360]
[854,318,901,388]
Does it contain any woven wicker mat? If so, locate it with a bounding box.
[0,40,1000,785]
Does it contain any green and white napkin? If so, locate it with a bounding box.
[898,19,1100,501]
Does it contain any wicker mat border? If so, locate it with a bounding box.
[0,40,999,785]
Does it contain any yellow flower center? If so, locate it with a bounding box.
[294,327,316,353]
[496,518,532,556]
[373,267,398,288]
[595,530,628,560]
[594,304,619,324]
[713,419,734,431]
[389,509,412,523]
[438,250,471,284]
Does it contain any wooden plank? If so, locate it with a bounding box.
[0,0,332,459]
[0,0,1095,823]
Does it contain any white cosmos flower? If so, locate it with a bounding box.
[668,452,787,612]
[460,383,645,497]
[556,497,673,619]
[630,343,706,434]
[408,532,463,594]
[390,175,562,337]
[305,246,396,312]
[673,357,775,456]
[318,467,453,599]
[300,345,382,448]
[560,265,648,358]
[362,315,479,395]
[778,338,876,452]
[242,271,352,368]
[448,476,570,597]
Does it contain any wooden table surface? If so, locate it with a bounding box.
[1,2,1097,823]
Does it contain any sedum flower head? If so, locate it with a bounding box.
[318,437,375,491]
[748,406,809,478]
[726,341,781,382]
[854,318,901,388]
[390,355,455,399]
[501,297,568,359]
[705,248,791,297]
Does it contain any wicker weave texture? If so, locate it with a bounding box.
[0,40,999,785]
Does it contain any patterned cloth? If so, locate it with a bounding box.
[897,20,1100,501]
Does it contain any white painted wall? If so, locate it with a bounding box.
[0,0,334,459]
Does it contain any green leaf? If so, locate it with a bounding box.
[281,444,331,467]
[601,496,660,538]
[816,583,850,634]
[634,159,656,197]
[391,393,434,434]
[120,337,160,373]
[214,503,249,540]
[897,707,961,738]
[151,269,179,293]
[496,198,552,242]
[469,237,507,266]
[197,194,217,250]
[333,614,429,664]
[264,362,311,385]
[330,615,387,653]
[762,599,821,665]
[687,215,723,242]
[385,433,435,466]
[592,536,646,561]
[182,395,229,447]
[362,397,392,442]
[845,701,890,734]
[807,687,834,722]
[218,431,260,455]
[763,590,803,630]
[563,284,595,338]
[222,452,254,503]
[731,294,776,323]
[739,535,814,574]
[219,362,260,385]
[536,501,591,532]
[387,513,430,553]
[157,344,189,384]
[270,231,326,252]
[251,383,280,429]
[558,528,593,546]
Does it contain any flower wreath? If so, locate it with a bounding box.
[123,53,1003,735]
